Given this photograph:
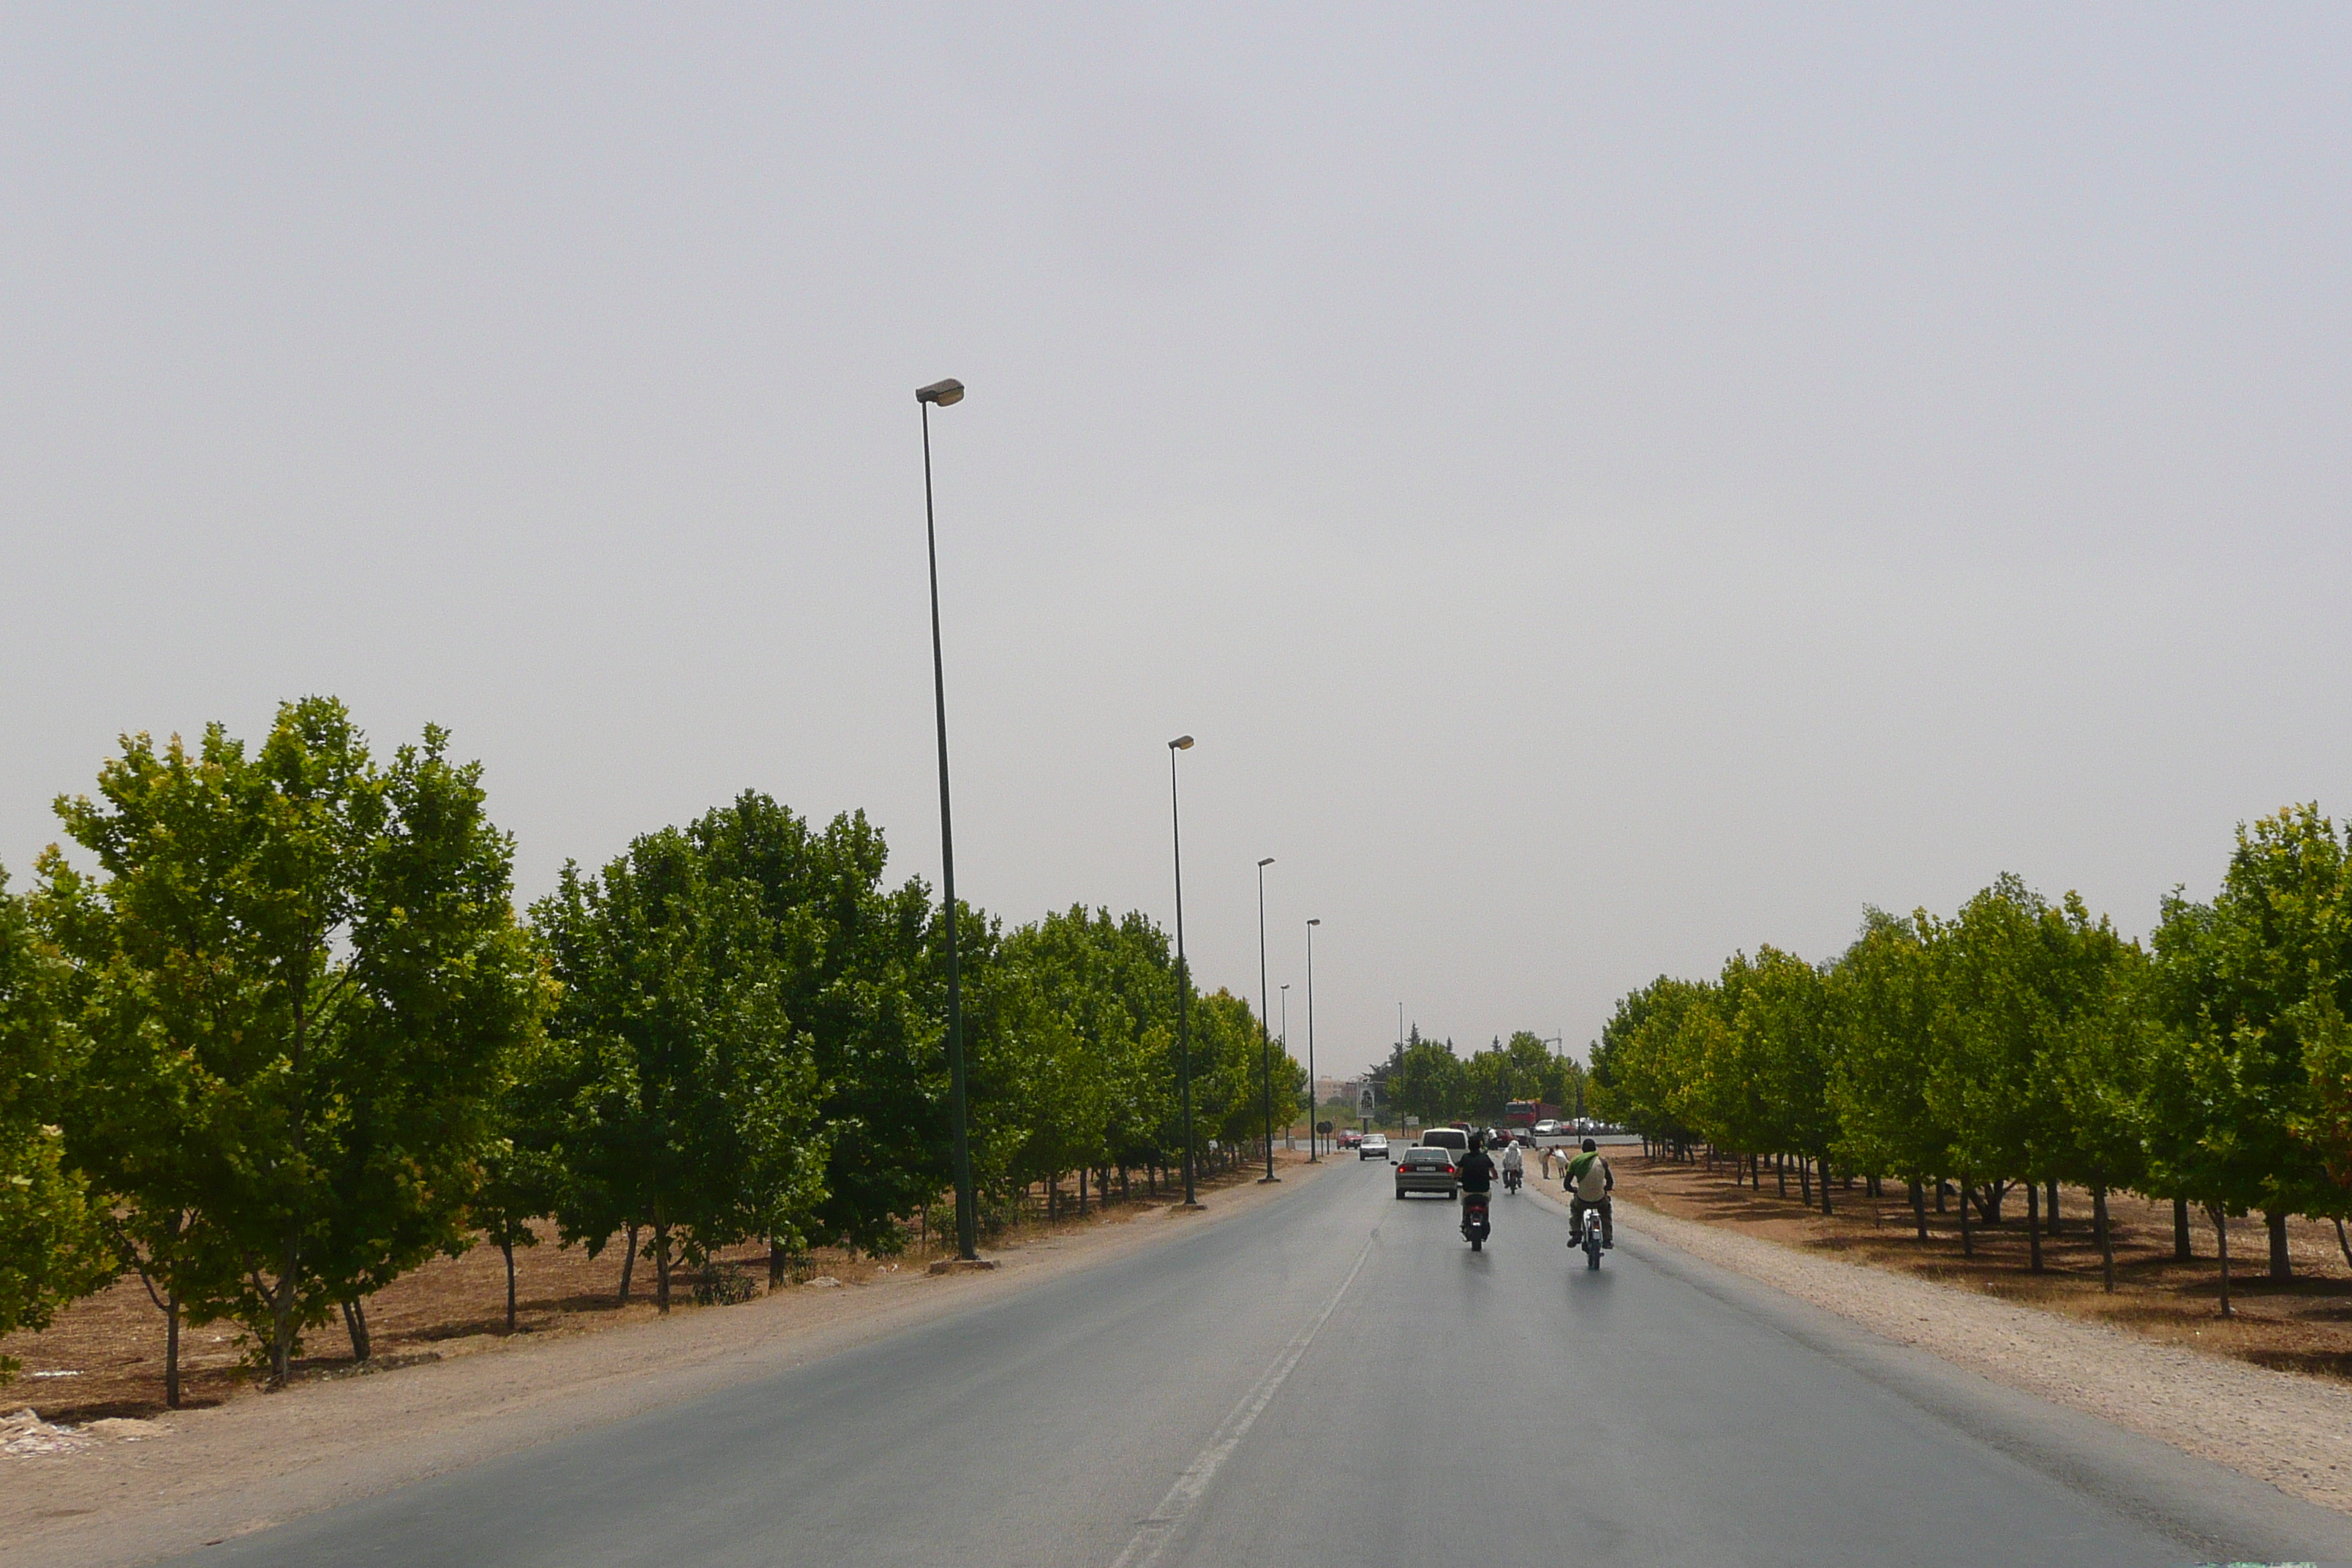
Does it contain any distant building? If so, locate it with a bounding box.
[1316,1076,1362,1105]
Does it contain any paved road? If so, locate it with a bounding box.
[187,1161,2352,1567]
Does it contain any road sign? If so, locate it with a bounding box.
[1405,1115,1420,1128]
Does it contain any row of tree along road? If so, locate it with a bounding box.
[1590,804,2352,1316]
[0,698,1306,1402]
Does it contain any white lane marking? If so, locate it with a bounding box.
[1108,1234,1376,1568]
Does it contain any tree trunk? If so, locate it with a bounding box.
[2334,1217,2352,1275]
[1819,1153,1833,1217]
[2027,1179,2043,1272]
[2173,1196,2192,1261]
[1776,1153,1787,1199]
[1959,1177,1974,1257]
[165,1288,181,1409]
[1935,1180,1948,1215]
[342,1297,371,1362]
[2211,1205,2233,1317]
[502,1235,519,1333]
[2046,1178,2060,1236]
[654,1218,671,1315]
[1078,1165,1088,1218]
[274,981,312,1390]
[770,1237,788,1289]
[1909,1179,1929,1241]
[1973,1180,2005,1225]
[617,1222,640,1305]
[2093,1184,2115,1293]
[2266,1209,2292,1281]
[1798,1157,1812,1207]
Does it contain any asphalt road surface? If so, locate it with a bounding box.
[184,1162,2352,1567]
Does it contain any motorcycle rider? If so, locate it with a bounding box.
[1499,1135,1525,1191]
[1564,1137,1614,1249]
[1457,1133,1498,1235]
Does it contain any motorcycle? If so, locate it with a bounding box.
[1572,1207,1605,1270]
[1460,1191,1492,1252]
[1503,1165,1522,1194]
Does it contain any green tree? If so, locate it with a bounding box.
[2149,805,2352,1296]
[1387,1028,1463,1128]
[42,700,541,1382]
[1463,1031,1578,1122]
[0,867,112,1382]
[1829,909,1953,1236]
[687,794,948,1256]
[532,826,826,1312]
[1732,946,1839,1210]
[1590,978,1705,1155]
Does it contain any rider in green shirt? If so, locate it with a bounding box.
[1565,1138,1614,1249]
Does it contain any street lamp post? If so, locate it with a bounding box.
[1168,736,1200,1207]
[1280,984,1292,1150]
[1256,856,1279,1183]
[915,376,977,1262]
[1305,919,1321,1161]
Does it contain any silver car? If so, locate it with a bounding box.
[1393,1145,1459,1199]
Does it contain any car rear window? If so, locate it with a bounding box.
[1420,1130,1466,1149]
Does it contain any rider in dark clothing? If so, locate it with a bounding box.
[1457,1137,1498,1195]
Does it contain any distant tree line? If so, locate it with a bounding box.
[0,699,1305,1398]
[1368,1027,1588,1129]
[1589,806,2352,1316]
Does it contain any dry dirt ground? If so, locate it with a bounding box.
[0,1150,1326,1568]
[1607,1153,2352,1379]
[1526,1156,2352,1516]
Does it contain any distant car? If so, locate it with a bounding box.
[1360,1133,1390,1161]
[1394,1145,1459,1199]
[1532,1119,1566,1138]
[1335,1128,1361,1149]
[1416,1127,1469,1158]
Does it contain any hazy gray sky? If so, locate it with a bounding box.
[7,6,2350,1076]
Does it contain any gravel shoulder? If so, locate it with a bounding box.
[1525,1175,2352,1516]
[1,1157,1332,1568]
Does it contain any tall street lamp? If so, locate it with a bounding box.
[1257,856,1279,1183]
[915,376,977,1261]
[1280,983,1292,1150]
[1305,918,1321,1161]
[902,376,968,1259]
[1168,736,1200,1207]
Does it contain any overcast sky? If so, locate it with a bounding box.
[6,6,2349,1076]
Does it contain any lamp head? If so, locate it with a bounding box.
[1169,735,1194,750]
[1258,856,1275,867]
[1308,918,1321,927]
[916,378,965,407]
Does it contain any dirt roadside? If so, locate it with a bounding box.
[1522,1172,2352,1515]
[1,1154,1332,1568]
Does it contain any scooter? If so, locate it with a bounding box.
[1460,1191,1492,1252]
[1503,1165,1522,1194]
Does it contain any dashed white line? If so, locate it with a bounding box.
[1107,1233,1377,1568]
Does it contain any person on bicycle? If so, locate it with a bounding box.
[1565,1137,1613,1249]
[1499,1136,1524,1189]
